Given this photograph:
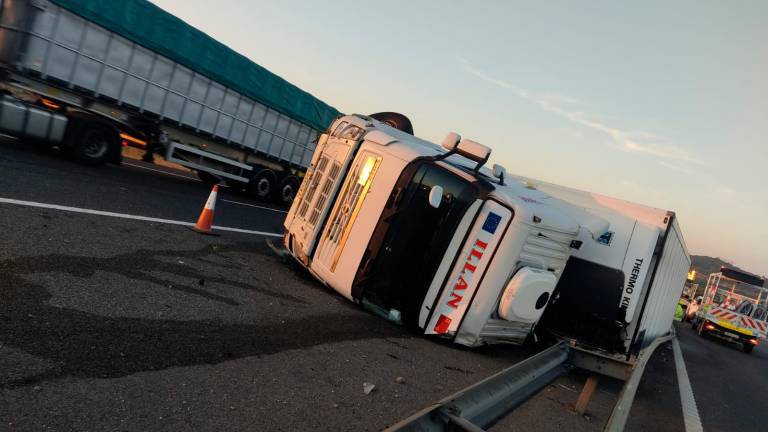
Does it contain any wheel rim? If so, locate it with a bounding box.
[257,178,271,196]
[83,131,109,159]
[281,184,294,202]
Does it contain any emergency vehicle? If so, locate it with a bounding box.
[692,269,768,354]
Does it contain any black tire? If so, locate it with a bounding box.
[369,112,414,135]
[71,123,119,166]
[276,175,300,205]
[743,343,755,354]
[248,168,277,200]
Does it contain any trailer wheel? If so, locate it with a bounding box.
[248,168,276,200]
[72,123,119,166]
[277,176,300,205]
[743,343,754,354]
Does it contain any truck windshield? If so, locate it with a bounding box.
[354,161,481,327]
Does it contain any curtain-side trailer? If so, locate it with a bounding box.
[0,0,339,204]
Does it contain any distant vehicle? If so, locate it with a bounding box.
[283,113,690,360]
[691,269,768,354]
[0,0,339,204]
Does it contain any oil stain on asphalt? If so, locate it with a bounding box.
[0,242,404,389]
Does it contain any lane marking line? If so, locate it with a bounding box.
[222,199,288,214]
[123,162,201,181]
[0,197,282,238]
[672,338,704,432]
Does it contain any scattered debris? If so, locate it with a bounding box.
[444,365,474,374]
[394,376,406,384]
[363,382,376,395]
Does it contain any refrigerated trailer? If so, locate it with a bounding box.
[284,114,690,354]
[0,0,339,203]
[527,179,692,360]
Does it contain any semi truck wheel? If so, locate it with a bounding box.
[72,123,119,166]
[276,176,300,205]
[743,343,754,354]
[248,168,276,200]
[369,112,414,135]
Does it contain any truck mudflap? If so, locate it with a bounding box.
[425,200,512,337]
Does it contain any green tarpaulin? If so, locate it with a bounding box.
[50,0,340,131]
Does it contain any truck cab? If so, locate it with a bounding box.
[284,115,607,346]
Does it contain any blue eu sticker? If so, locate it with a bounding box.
[482,212,502,234]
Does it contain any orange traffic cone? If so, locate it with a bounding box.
[190,185,219,235]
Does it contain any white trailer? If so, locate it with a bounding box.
[0,0,339,203]
[526,179,692,358]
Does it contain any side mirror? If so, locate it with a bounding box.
[428,185,444,209]
[442,132,461,151]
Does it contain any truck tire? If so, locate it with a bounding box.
[743,343,754,354]
[276,175,300,205]
[369,112,414,135]
[248,168,276,200]
[71,123,119,166]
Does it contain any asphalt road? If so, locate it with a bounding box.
[676,320,768,432]
[0,141,538,431]
[1,139,765,431]
[0,138,286,235]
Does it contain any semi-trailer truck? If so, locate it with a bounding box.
[283,114,691,355]
[0,0,340,204]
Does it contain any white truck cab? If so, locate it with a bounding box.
[284,114,608,346]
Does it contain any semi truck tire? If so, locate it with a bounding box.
[276,176,300,205]
[71,123,119,166]
[248,168,276,200]
[369,112,414,135]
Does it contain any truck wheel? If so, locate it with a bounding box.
[72,124,119,166]
[369,112,414,135]
[276,176,300,205]
[248,168,276,200]
[743,343,754,354]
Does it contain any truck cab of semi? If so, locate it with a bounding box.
[283,114,608,346]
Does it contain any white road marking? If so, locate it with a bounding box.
[0,197,282,237]
[221,199,288,213]
[672,338,704,432]
[123,162,201,181]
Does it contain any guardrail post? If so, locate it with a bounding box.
[575,374,599,415]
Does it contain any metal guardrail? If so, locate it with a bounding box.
[388,328,676,432]
[603,329,676,432]
[386,342,570,431]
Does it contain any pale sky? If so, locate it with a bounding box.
[153,0,768,276]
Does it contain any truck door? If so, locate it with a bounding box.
[285,124,361,260]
